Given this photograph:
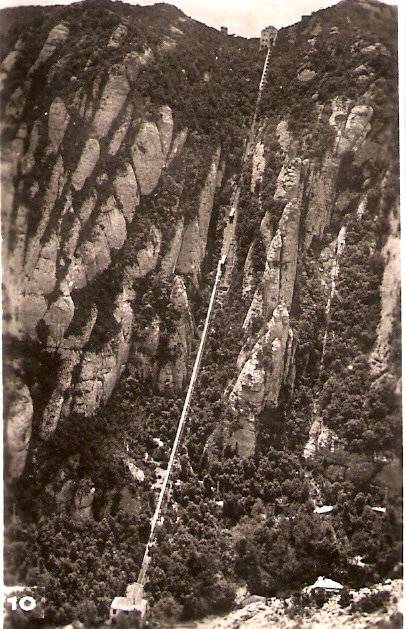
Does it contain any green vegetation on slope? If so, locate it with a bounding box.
[2,0,401,626]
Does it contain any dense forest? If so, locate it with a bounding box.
[1,0,401,626]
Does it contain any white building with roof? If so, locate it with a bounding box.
[314,505,334,515]
[110,582,149,623]
[304,576,344,594]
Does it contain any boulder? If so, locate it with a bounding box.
[297,68,316,82]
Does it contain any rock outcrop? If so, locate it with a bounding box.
[157,275,193,391]
[71,138,100,190]
[369,195,400,377]
[227,81,397,460]
[5,371,33,480]
[72,479,95,520]
[176,146,221,283]
[1,38,205,455]
[229,305,291,456]
[176,580,403,629]
[28,23,69,75]
[92,69,130,139]
[131,121,165,195]
[48,97,70,152]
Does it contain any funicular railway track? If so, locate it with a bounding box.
[109,40,275,625]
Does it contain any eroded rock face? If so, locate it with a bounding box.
[65,192,128,289]
[167,127,188,164]
[176,146,221,282]
[113,162,140,223]
[160,217,184,277]
[71,138,100,191]
[109,103,133,155]
[232,93,385,459]
[5,372,33,480]
[251,141,265,192]
[73,479,95,520]
[157,105,173,161]
[108,24,128,48]
[158,275,193,391]
[48,97,70,152]
[229,305,291,457]
[123,225,162,284]
[304,417,339,459]
[92,69,130,138]
[43,286,75,346]
[276,119,292,152]
[130,315,161,382]
[24,155,65,277]
[124,47,154,84]
[21,121,41,174]
[175,218,201,278]
[1,72,203,456]
[336,104,373,155]
[131,122,164,195]
[234,154,303,450]
[370,195,400,377]
[0,48,22,88]
[28,23,69,75]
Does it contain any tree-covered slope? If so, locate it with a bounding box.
[1,0,401,627]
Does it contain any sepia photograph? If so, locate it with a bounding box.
[1,0,402,626]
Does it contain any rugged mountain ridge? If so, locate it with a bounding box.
[2,0,401,626]
[1,0,261,480]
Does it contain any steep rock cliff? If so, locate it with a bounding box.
[1,0,261,483]
[1,1,401,625]
[226,34,399,458]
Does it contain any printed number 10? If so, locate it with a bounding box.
[7,596,37,611]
